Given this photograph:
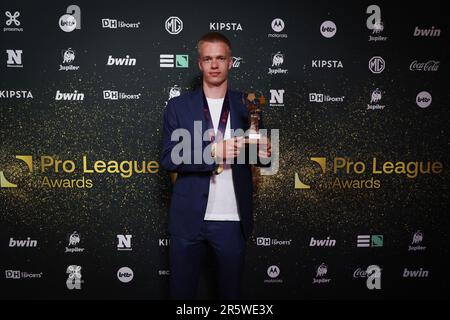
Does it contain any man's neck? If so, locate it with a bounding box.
[203,81,228,99]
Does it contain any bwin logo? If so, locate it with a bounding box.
[59,5,81,32]
[107,55,136,66]
[117,234,132,251]
[294,157,327,189]
[270,89,284,106]
[0,155,33,188]
[9,237,37,247]
[267,265,280,278]
[413,26,441,37]
[6,49,23,67]
[403,268,430,278]
[310,237,336,247]
[366,265,381,289]
[55,90,84,101]
[66,265,82,290]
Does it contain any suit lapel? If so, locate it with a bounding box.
[189,88,207,143]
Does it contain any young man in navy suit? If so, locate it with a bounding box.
[161,32,271,299]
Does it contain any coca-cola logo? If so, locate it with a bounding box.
[353,268,368,278]
[409,60,439,71]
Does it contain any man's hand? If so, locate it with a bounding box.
[257,137,272,159]
[214,137,245,163]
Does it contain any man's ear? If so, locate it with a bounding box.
[228,57,233,70]
[198,59,203,71]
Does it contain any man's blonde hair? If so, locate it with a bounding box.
[197,32,232,56]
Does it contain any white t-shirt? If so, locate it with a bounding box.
[204,97,240,221]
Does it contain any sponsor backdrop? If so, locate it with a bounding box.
[1,0,449,299]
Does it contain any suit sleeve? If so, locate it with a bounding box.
[160,99,216,173]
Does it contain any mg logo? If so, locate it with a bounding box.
[117,234,132,251]
[165,16,183,34]
[369,56,385,74]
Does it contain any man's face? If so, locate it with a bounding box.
[198,41,232,87]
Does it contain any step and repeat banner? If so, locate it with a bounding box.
[1,0,449,299]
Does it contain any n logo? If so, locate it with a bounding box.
[294,157,326,189]
[117,234,132,251]
[6,49,23,67]
[0,155,33,188]
[270,89,284,104]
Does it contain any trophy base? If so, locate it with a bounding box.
[244,135,269,145]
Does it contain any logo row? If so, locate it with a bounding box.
[4,49,442,75]
[5,265,430,290]
[265,264,430,288]
[3,7,443,42]
[6,231,426,252]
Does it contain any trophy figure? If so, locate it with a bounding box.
[245,92,266,144]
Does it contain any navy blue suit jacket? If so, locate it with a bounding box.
[161,88,257,240]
